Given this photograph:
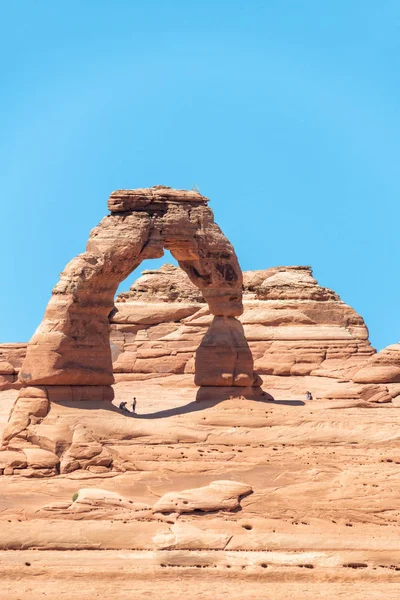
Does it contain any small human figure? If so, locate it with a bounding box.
[305,391,313,401]
[119,401,128,412]
[131,397,137,414]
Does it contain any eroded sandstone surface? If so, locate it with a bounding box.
[1,379,400,598]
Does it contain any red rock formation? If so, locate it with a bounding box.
[0,187,255,476]
[19,186,248,388]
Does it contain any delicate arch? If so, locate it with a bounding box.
[20,186,253,387]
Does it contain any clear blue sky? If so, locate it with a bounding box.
[1,1,399,350]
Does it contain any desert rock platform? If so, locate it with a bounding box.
[1,375,400,599]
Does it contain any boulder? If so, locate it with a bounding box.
[153,480,253,514]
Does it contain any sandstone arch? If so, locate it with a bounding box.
[19,186,255,389]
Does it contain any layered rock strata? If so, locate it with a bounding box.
[241,266,374,381]
[111,264,375,383]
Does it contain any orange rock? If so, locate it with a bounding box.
[352,343,400,384]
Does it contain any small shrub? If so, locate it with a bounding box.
[72,492,79,502]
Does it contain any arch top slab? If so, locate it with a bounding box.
[108,186,243,317]
[19,186,248,386]
[108,186,210,212]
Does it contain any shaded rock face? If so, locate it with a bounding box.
[19,187,247,388]
[195,318,255,387]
